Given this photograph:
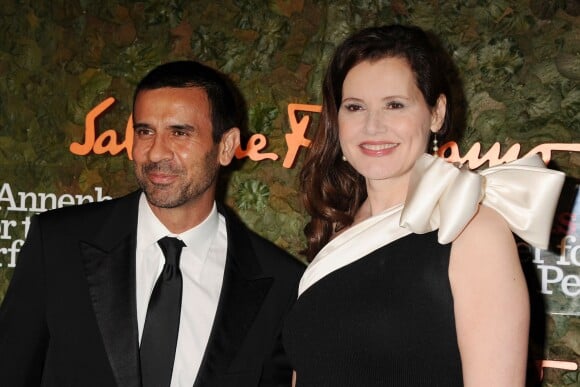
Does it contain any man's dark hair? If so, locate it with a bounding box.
[133,60,242,143]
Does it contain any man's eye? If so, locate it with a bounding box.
[135,128,153,136]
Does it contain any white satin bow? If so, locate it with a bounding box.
[400,154,565,249]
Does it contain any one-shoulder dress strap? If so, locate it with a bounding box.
[299,153,565,297]
[401,153,565,248]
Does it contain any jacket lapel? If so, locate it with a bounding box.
[194,205,273,386]
[80,191,142,387]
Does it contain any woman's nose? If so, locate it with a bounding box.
[364,109,388,134]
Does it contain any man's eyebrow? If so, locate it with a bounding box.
[132,122,150,130]
[169,124,195,131]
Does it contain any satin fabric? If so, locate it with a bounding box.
[299,153,565,296]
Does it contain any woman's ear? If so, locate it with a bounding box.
[218,127,241,166]
[430,94,447,133]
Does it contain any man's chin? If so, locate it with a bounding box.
[143,190,184,209]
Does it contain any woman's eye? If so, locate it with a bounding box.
[344,103,363,112]
[387,101,404,109]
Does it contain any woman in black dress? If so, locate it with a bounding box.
[283,24,564,386]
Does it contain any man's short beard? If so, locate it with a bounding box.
[135,148,220,209]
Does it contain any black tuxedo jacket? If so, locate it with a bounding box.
[0,191,304,387]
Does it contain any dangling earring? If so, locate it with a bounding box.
[432,135,439,156]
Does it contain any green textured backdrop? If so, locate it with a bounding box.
[0,0,579,385]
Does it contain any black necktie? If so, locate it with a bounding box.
[140,236,186,387]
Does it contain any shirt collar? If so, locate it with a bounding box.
[137,193,219,262]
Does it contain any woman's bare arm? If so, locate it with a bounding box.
[450,205,529,387]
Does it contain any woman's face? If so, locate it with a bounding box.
[338,57,445,187]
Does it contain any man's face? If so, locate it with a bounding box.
[132,87,227,211]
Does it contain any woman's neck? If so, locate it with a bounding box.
[361,174,410,218]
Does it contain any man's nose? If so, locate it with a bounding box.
[148,134,173,162]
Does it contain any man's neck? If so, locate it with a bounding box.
[149,198,215,234]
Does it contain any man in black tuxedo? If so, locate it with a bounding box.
[0,61,304,387]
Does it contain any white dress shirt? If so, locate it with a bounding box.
[136,194,227,386]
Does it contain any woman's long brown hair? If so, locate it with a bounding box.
[300,24,454,261]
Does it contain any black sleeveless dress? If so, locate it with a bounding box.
[282,231,464,386]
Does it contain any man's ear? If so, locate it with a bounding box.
[430,94,447,133]
[218,127,241,166]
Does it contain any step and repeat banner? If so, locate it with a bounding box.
[0,1,578,385]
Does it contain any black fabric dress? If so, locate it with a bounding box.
[282,231,464,386]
